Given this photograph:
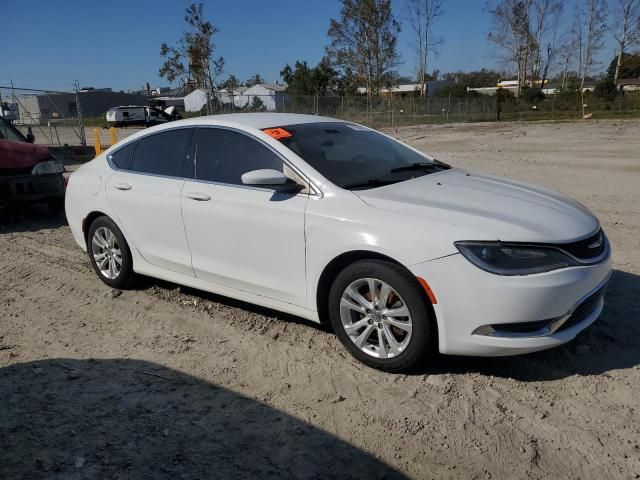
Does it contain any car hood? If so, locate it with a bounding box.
[354,168,599,243]
[0,139,52,169]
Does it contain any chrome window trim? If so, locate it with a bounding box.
[106,126,194,180]
[105,125,322,198]
[191,125,321,197]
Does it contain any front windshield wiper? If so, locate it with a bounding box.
[389,161,450,173]
[342,178,402,190]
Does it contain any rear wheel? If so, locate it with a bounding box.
[328,259,434,372]
[87,216,136,289]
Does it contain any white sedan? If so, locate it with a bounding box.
[65,114,611,371]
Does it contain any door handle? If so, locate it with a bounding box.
[114,183,132,191]
[186,192,211,201]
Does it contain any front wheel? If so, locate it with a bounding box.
[87,216,136,289]
[328,260,434,372]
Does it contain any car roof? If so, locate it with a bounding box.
[101,113,349,157]
[178,113,343,130]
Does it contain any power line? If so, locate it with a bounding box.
[0,85,70,94]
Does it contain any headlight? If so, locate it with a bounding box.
[455,242,579,275]
[31,159,64,175]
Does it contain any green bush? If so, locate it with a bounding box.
[594,79,618,101]
[520,86,545,103]
[435,84,480,98]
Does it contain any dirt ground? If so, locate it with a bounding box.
[1,119,639,480]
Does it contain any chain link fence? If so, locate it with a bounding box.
[0,86,88,146]
[3,85,639,146]
[210,92,640,128]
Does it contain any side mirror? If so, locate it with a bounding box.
[241,169,303,193]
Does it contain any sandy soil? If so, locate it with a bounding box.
[1,119,639,479]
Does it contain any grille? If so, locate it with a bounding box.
[558,229,607,260]
[557,285,606,332]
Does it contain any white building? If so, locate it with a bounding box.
[184,89,209,112]
[240,84,289,111]
[357,80,454,97]
[217,87,249,109]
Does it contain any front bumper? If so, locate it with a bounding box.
[0,173,65,205]
[410,250,612,356]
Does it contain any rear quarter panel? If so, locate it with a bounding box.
[64,156,113,251]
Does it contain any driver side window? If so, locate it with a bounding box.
[194,128,283,185]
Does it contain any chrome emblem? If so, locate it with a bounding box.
[588,234,603,249]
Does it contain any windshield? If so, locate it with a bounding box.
[269,122,449,190]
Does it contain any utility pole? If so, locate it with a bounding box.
[74,80,86,147]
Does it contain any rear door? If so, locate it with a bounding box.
[181,127,309,305]
[106,128,195,276]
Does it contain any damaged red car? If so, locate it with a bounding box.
[0,118,65,210]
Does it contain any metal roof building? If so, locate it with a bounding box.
[15,90,149,125]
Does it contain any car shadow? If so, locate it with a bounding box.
[0,358,408,479]
[135,269,640,380]
[134,275,331,333]
[426,269,640,381]
[0,203,67,234]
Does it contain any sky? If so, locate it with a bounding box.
[0,0,619,93]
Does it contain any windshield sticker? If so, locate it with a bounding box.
[262,127,293,140]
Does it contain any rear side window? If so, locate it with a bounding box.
[130,129,191,177]
[109,141,137,170]
[195,128,283,185]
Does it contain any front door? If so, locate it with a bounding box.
[181,127,308,306]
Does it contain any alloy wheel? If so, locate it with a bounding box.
[339,277,413,359]
[91,226,122,280]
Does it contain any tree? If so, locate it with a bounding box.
[245,74,265,87]
[611,0,640,82]
[405,0,444,96]
[394,75,417,84]
[220,74,240,91]
[559,7,582,89]
[594,78,618,99]
[442,69,505,88]
[219,74,241,111]
[530,0,564,93]
[247,96,266,112]
[487,0,564,93]
[280,61,314,95]
[334,68,361,96]
[434,84,481,98]
[312,57,340,94]
[487,0,536,88]
[280,57,339,96]
[159,3,224,99]
[576,0,608,115]
[326,0,401,96]
[607,52,640,78]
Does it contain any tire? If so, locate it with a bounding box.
[328,259,434,372]
[87,216,136,289]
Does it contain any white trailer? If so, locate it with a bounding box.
[106,106,176,127]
